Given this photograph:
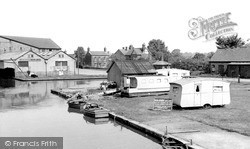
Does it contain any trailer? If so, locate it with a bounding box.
[122,75,170,97]
[169,78,231,108]
[156,68,190,83]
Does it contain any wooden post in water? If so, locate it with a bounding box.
[165,126,168,136]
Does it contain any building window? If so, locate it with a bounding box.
[18,61,29,67]
[28,54,34,58]
[9,47,12,52]
[62,61,67,66]
[59,54,64,58]
[55,61,67,66]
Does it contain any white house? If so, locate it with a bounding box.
[169,78,231,108]
[0,50,76,77]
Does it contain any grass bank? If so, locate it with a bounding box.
[95,82,250,136]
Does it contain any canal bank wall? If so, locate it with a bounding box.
[109,112,204,149]
[15,75,107,81]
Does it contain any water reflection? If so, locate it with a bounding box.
[0,79,163,149]
[67,107,82,114]
[0,79,104,110]
[83,115,110,125]
[0,79,15,88]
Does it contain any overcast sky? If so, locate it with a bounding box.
[1,0,249,54]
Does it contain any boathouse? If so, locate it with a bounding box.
[0,50,76,77]
[210,47,250,78]
[106,60,156,88]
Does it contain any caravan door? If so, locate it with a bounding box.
[194,83,201,106]
[212,85,223,105]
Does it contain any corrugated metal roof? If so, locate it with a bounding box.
[0,35,61,49]
[107,60,156,75]
[210,47,250,62]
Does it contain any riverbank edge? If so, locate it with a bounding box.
[109,112,203,149]
[50,89,203,149]
[14,75,107,81]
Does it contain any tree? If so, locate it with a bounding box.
[147,39,170,61]
[74,47,85,68]
[192,52,206,61]
[216,34,245,49]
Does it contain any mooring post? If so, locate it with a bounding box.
[165,126,168,136]
[190,139,193,145]
[238,75,240,83]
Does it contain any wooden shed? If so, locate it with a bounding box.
[106,60,156,88]
[169,78,230,108]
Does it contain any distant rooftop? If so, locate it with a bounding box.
[210,47,250,62]
[0,35,61,50]
[89,51,110,56]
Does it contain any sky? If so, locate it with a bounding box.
[1,0,250,54]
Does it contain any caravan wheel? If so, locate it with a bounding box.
[203,104,211,109]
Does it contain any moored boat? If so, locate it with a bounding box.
[121,75,170,97]
[81,103,110,118]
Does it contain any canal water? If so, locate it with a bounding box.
[0,79,163,149]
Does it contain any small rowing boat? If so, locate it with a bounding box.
[67,100,87,109]
[81,103,110,118]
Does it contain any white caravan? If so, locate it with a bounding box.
[156,68,190,83]
[122,75,170,97]
[169,78,231,108]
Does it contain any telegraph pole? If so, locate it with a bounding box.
[78,48,80,75]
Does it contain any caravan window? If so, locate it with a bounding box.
[172,73,178,77]
[130,77,137,88]
[173,86,179,93]
[149,79,154,84]
[195,84,201,92]
[213,86,223,92]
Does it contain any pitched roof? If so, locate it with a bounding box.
[125,48,143,55]
[210,47,250,62]
[0,51,28,60]
[89,51,110,56]
[117,49,128,55]
[107,60,156,75]
[0,35,61,50]
[38,50,75,60]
